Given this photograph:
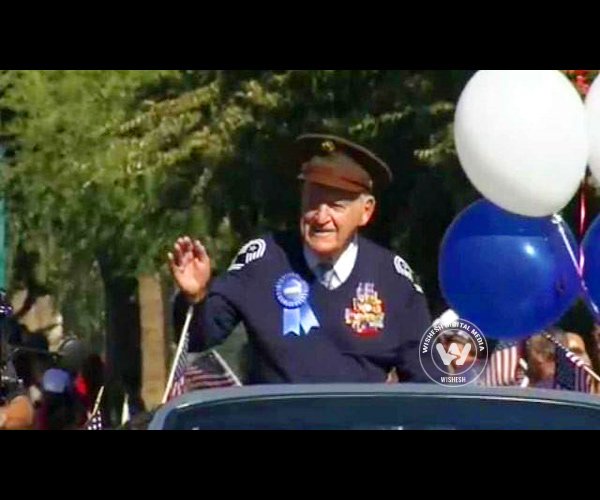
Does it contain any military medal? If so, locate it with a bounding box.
[275,273,320,336]
[345,283,385,337]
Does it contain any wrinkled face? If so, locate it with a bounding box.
[300,182,375,260]
[565,332,592,366]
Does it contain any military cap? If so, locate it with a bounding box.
[294,134,393,193]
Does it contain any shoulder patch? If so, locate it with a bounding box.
[393,255,424,294]
[228,239,267,271]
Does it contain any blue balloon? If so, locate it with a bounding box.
[439,199,581,340]
[582,215,600,321]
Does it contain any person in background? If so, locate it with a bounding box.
[563,331,593,367]
[0,380,35,430]
[36,368,87,430]
[525,333,557,389]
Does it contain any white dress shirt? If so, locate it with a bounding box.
[303,235,358,290]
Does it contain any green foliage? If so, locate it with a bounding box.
[0,70,181,336]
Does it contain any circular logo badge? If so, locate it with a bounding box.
[275,273,309,309]
[419,318,489,387]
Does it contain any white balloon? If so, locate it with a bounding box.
[454,70,588,217]
[586,75,600,184]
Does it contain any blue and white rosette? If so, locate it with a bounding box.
[275,273,320,336]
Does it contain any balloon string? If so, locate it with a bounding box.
[553,213,600,318]
[552,214,582,278]
[579,180,587,273]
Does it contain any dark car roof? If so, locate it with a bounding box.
[149,384,600,430]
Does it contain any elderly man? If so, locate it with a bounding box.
[169,134,432,383]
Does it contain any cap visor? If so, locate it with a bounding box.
[298,172,367,193]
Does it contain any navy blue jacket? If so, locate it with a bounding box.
[173,231,432,384]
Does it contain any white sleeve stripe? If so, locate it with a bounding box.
[394,255,414,282]
[393,255,423,294]
[245,240,266,262]
[227,238,267,271]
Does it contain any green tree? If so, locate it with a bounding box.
[0,70,184,419]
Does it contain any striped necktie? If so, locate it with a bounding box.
[316,262,335,290]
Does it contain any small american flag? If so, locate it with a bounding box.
[84,386,105,430]
[164,307,240,403]
[85,410,104,430]
[166,328,189,401]
[165,342,239,401]
[480,340,526,387]
[185,350,239,391]
[546,335,593,393]
[185,368,237,390]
